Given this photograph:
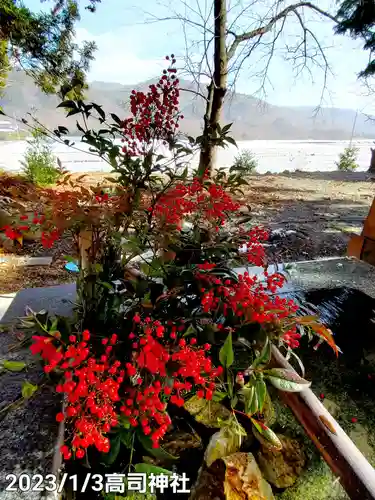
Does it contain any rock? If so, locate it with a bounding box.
[205,426,242,467]
[223,452,275,500]
[162,429,202,457]
[189,460,227,500]
[190,452,274,500]
[184,395,232,428]
[257,434,305,488]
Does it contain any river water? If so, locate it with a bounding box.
[0,138,373,173]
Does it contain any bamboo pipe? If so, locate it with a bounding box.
[272,345,375,499]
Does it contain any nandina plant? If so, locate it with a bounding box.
[22,173,338,465]
[29,321,223,459]
[5,53,339,472]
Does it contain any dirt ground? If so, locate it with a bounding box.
[242,170,374,262]
[0,170,373,293]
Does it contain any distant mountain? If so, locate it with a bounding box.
[1,69,375,140]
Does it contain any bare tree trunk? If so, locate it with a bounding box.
[198,0,227,177]
[369,147,375,174]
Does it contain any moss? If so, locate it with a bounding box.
[298,345,375,467]
[270,336,375,499]
[277,459,348,500]
[272,397,348,500]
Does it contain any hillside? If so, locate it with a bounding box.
[1,69,374,140]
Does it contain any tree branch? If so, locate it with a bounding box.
[180,86,208,101]
[227,2,338,60]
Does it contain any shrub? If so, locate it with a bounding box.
[21,128,62,185]
[5,56,337,468]
[336,146,359,171]
[232,148,258,174]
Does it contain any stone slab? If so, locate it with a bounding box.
[0,284,76,500]
[0,293,15,323]
[0,284,76,324]
[0,256,53,267]
[286,256,375,298]
[234,257,375,298]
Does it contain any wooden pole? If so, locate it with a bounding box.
[78,229,93,272]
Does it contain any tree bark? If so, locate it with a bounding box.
[369,148,375,174]
[198,0,227,177]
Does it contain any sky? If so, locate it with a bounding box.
[24,0,375,113]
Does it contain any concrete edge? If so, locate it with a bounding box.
[44,398,65,500]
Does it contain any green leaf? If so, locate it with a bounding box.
[3,361,26,372]
[63,255,77,264]
[184,396,232,428]
[239,385,256,414]
[251,418,282,451]
[224,136,237,147]
[222,123,233,134]
[93,263,103,273]
[76,121,85,133]
[134,463,172,476]
[262,390,277,426]
[219,332,234,368]
[110,113,122,126]
[227,369,234,399]
[255,378,267,412]
[66,109,81,118]
[137,433,178,461]
[119,429,133,449]
[49,318,59,333]
[99,281,113,291]
[239,377,266,415]
[264,368,311,392]
[101,434,121,465]
[183,324,197,337]
[91,103,105,121]
[140,262,150,275]
[251,338,271,369]
[0,107,5,116]
[58,126,69,134]
[21,381,38,399]
[57,100,77,110]
[212,391,227,402]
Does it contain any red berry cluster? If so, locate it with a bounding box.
[242,226,269,267]
[121,55,182,156]
[1,225,22,241]
[30,316,223,455]
[196,258,299,342]
[281,327,302,348]
[1,212,47,243]
[1,211,62,249]
[152,178,241,230]
[41,228,61,249]
[31,331,122,460]
[121,316,223,448]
